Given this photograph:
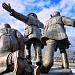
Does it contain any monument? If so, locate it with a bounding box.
[1,2,75,75]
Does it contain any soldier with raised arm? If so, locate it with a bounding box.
[2,3,44,67]
[40,11,75,73]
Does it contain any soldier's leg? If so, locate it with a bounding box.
[0,53,14,74]
[33,40,42,67]
[40,39,57,73]
[16,58,33,75]
[60,49,69,69]
[25,44,32,64]
[11,51,33,75]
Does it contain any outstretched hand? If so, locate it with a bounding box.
[2,2,12,12]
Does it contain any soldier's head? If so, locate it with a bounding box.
[53,11,60,17]
[27,13,37,19]
[3,23,11,28]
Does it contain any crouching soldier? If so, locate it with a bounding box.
[0,24,33,75]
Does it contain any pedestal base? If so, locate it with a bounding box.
[41,67,73,75]
[0,67,73,75]
[0,67,16,75]
[4,71,16,75]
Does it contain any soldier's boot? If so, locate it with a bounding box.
[0,53,14,74]
[6,53,14,72]
[25,46,32,65]
[34,46,42,67]
[40,59,53,74]
[61,50,69,69]
[34,66,40,75]
[5,63,14,73]
[33,40,42,67]
[35,45,42,66]
[16,57,33,75]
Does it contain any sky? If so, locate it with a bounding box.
[0,0,75,54]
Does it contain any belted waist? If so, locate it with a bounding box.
[29,24,38,27]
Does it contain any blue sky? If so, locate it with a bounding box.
[0,0,75,52]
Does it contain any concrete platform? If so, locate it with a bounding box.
[0,67,16,75]
[0,67,73,75]
[4,71,16,75]
[41,67,73,75]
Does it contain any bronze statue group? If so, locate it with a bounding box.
[0,2,75,75]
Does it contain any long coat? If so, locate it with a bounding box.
[0,28,24,56]
[41,16,75,45]
[10,11,44,42]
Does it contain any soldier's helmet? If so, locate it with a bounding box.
[53,11,60,17]
[27,13,37,19]
[3,23,11,28]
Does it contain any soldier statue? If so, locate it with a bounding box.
[2,3,44,67]
[40,11,75,73]
[0,24,33,75]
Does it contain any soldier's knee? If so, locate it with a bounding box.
[43,60,53,68]
[40,60,53,73]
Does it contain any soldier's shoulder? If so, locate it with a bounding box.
[0,28,7,36]
[46,19,50,23]
[0,28,7,33]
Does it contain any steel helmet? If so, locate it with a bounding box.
[53,11,60,17]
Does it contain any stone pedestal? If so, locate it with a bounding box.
[0,67,16,75]
[4,71,16,75]
[34,66,40,75]
[41,67,73,75]
[0,67,73,75]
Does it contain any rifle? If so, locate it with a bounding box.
[50,14,52,18]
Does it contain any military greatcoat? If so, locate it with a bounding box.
[42,16,75,47]
[10,11,44,43]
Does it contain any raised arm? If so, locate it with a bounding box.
[62,16,75,27]
[2,2,28,23]
[44,20,49,31]
[16,30,25,58]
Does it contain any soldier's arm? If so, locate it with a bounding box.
[37,20,44,29]
[16,30,25,58]
[44,20,49,31]
[2,3,28,23]
[62,16,75,27]
[10,10,28,23]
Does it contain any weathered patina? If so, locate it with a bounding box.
[0,24,33,75]
[2,2,44,67]
[41,11,75,73]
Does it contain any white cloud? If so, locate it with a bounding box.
[23,0,36,3]
[0,0,26,34]
[0,0,75,55]
[23,0,51,11]
[0,0,75,38]
[0,0,25,12]
[37,7,58,25]
[37,0,75,23]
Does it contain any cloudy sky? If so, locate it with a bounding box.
[0,0,75,52]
